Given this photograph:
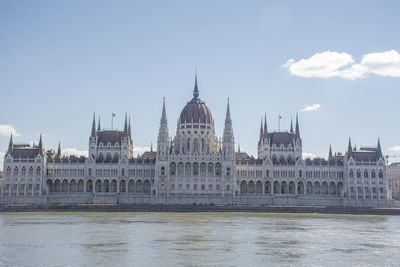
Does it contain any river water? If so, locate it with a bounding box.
[0,212,399,266]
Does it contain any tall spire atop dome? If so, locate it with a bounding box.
[193,67,199,99]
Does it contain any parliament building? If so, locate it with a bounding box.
[0,75,390,207]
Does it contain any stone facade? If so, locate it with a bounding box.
[0,75,391,207]
[387,162,400,200]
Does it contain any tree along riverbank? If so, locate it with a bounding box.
[1,204,400,215]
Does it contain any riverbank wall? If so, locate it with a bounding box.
[1,203,400,215]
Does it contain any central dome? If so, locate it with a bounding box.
[179,74,213,124]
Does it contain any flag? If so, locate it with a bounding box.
[279,115,282,119]
[112,113,116,117]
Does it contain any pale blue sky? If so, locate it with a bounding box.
[1,0,400,163]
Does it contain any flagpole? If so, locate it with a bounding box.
[111,113,114,129]
[278,115,280,132]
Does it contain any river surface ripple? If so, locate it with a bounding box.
[1,212,399,266]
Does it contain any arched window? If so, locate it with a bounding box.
[177,162,184,175]
[364,169,368,178]
[357,169,361,178]
[371,170,376,178]
[193,163,199,176]
[379,170,383,178]
[29,166,33,176]
[187,138,190,153]
[170,162,176,175]
[161,167,165,176]
[349,169,354,178]
[185,162,191,176]
[6,166,11,176]
[226,167,231,176]
[201,139,205,152]
[21,166,26,176]
[215,163,221,176]
[194,139,198,153]
[36,167,41,176]
[200,162,206,176]
[208,163,214,175]
[14,167,18,176]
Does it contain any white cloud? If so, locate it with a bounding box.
[63,148,88,157]
[303,152,316,158]
[283,50,400,79]
[360,50,400,77]
[300,104,320,112]
[388,146,400,152]
[0,125,21,137]
[282,51,354,78]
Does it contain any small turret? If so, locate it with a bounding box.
[124,113,128,137]
[347,137,353,158]
[377,138,382,159]
[57,142,62,157]
[263,114,268,138]
[329,145,333,159]
[8,134,13,154]
[38,134,44,156]
[128,116,132,142]
[290,118,293,133]
[259,118,263,142]
[295,113,300,139]
[97,116,101,131]
[91,113,96,138]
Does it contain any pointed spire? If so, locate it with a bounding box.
[124,112,128,135]
[264,114,268,134]
[329,145,333,159]
[8,134,13,154]
[238,143,241,153]
[193,68,199,99]
[225,98,231,124]
[57,142,61,157]
[91,113,96,138]
[150,142,153,152]
[259,118,264,142]
[295,113,300,139]
[38,134,44,156]
[290,118,293,133]
[128,116,132,140]
[161,97,167,124]
[97,116,101,131]
[347,137,353,155]
[377,138,382,158]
